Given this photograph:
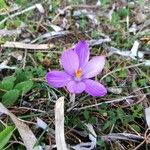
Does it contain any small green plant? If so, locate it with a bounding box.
[98,105,141,132]
[79,18,88,31]
[0,126,15,150]
[0,70,34,107]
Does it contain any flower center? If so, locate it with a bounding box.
[75,69,82,78]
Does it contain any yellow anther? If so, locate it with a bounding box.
[75,69,82,78]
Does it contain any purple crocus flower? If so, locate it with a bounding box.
[46,40,107,96]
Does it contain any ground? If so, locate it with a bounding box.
[0,0,150,150]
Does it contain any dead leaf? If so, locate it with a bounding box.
[42,57,51,67]
[0,103,40,150]
[71,123,97,150]
[0,29,21,37]
[145,107,150,128]
[11,51,23,61]
[36,117,48,131]
[55,97,68,150]
[0,60,17,71]
[35,3,45,14]
[108,87,123,94]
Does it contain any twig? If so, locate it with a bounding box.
[102,133,144,142]
[100,62,145,81]
[22,49,27,69]
[123,96,146,108]
[88,37,111,46]
[69,93,76,106]
[31,31,69,44]
[133,128,150,150]
[15,107,48,115]
[0,3,43,25]
[73,93,150,111]
[1,42,54,50]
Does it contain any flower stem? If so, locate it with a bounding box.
[70,93,76,106]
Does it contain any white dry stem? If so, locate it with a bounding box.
[70,93,76,106]
[126,15,129,30]
[100,62,145,81]
[102,133,144,142]
[73,93,150,111]
[55,97,68,150]
[31,31,69,43]
[89,37,111,46]
[1,42,54,50]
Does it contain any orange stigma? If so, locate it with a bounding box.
[75,69,82,78]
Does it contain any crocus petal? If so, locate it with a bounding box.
[61,49,79,75]
[84,79,107,96]
[83,56,105,78]
[45,71,71,88]
[67,80,85,94]
[74,40,89,68]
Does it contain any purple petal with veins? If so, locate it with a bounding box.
[61,49,79,75]
[74,40,89,68]
[83,56,106,79]
[67,80,85,93]
[84,79,107,96]
[45,71,71,87]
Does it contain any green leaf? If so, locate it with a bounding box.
[137,0,145,6]
[118,69,128,78]
[130,124,141,132]
[0,0,7,9]
[83,110,89,120]
[89,117,97,124]
[15,0,28,5]
[100,0,111,6]
[102,120,112,131]
[0,76,16,91]
[111,12,120,26]
[118,8,129,17]
[15,80,33,94]
[132,80,137,88]
[0,126,15,150]
[116,108,125,124]
[36,52,44,62]
[138,78,147,86]
[2,89,20,107]
[15,70,33,83]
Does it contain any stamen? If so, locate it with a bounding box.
[75,69,82,78]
